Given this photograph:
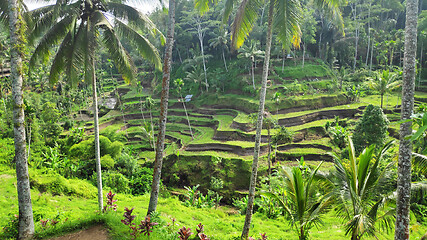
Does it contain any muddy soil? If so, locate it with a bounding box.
[47,225,109,240]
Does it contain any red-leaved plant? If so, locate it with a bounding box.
[138,215,159,237]
[40,219,49,228]
[104,191,117,212]
[196,223,204,234]
[178,226,193,240]
[198,233,210,240]
[121,207,138,239]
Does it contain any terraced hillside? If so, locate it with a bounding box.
[68,59,421,199]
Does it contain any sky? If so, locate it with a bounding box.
[23,0,159,13]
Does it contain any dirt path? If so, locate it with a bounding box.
[48,225,109,240]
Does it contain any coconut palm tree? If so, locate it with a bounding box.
[145,96,156,151]
[367,70,400,109]
[29,0,162,211]
[237,40,264,90]
[221,0,344,237]
[395,1,418,238]
[265,162,332,240]
[174,78,194,140]
[209,29,229,72]
[5,0,35,238]
[331,137,395,240]
[147,0,176,215]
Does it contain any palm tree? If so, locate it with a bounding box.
[6,0,35,238]
[237,40,264,90]
[145,96,156,151]
[367,70,400,109]
[184,65,207,94]
[209,29,229,72]
[174,78,194,140]
[29,0,162,211]
[222,0,344,238]
[395,1,419,238]
[266,162,332,240]
[331,137,395,240]
[147,0,176,215]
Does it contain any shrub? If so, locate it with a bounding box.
[0,214,19,239]
[101,154,115,170]
[130,167,154,195]
[0,138,14,166]
[352,104,389,153]
[116,152,139,177]
[102,171,129,194]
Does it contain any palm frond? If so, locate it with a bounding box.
[100,19,136,84]
[313,0,346,34]
[222,0,236,24]
[194,0,217,15]
[230,0,261,50]
[107,2,164,42]
[273,0,302,50]
[29,15,75,71]
[413,152,427,175]
[114,19,161,71]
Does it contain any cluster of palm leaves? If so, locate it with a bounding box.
[264,137,396,240]
[2,0,164,213]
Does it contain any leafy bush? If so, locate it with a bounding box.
[352,104,389,153]
[101,154,115,170]
[183,185,222,209]
[0,213,19,239]
[102,171,129,194]
[116,152,139,177]
[0,138,14,166]
[232,196,248,215]
[30,171,97,198]
[130,167,154,195]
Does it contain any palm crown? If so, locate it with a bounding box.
[28,0,163,86]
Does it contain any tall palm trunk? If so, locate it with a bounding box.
[222,48,228,72]
[251,58,255,90]
[92,61,103,211]
[241,1,273,239]
[267,127,271,179]
[147,0,175,215]
[394,0,418,239]
[8,0,35,238]
[181,94,194,140]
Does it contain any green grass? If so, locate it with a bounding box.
[1,167,425,240]
[215,115,236,131]
[274,63,330,80]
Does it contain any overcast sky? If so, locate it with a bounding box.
[23,0,159,13]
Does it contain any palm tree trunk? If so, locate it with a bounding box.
[365,3,371,67]
[370,39,374,71]
[181,95,194,140]
[267,127,271,179]
[197,20,208,92]
[302,43,306,68]
[222,48,228,72]
[149,109,156,152]
[394,0,418,239]
[352,2,359,71]
[147,0,175,215]
[92,61,103,212]
[241,1,273,239]
[27,125,31,161]
[8,0,35,238]
[251,59,255,90]
[380,94,383,109]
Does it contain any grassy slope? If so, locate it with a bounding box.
[1,169,425,240]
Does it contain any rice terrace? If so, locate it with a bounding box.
[1,0,427,239]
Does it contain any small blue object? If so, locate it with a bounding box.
[184,95,193,102]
